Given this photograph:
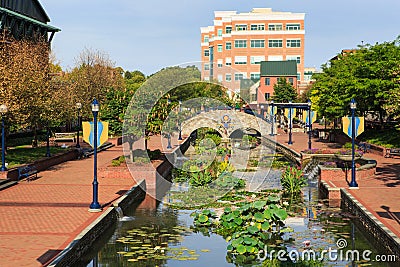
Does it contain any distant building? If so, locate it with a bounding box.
[200,8,305,95]
[0,0,60,43]
[258,60,298,103]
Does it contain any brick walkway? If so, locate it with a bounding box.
[275,127,400,239]
[0,134,184,267]
[0,139,134,267]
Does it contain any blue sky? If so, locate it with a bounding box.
[41,0,400,75]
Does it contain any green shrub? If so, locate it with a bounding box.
[281,167,307,197]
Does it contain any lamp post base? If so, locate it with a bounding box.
[348,186,359,190]
[88,208,102,213]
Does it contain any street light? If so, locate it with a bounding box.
[76,102,82,148]
[288,101,293,145]
[349,98,358,188]
[178,100,182,140]
[270,100,275,136]
[0,104,7,171]
[307,99,312,150]
[89,99,102,212]
[260,105,265,119]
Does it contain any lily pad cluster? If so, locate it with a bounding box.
[115,225,209,263]
[191,194,293,265]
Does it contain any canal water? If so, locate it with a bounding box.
[78,180,394,267]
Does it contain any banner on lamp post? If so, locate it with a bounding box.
[82,121,109,148]
[302,110,317,125]
[284,107,296,120]
[342,116,364,138]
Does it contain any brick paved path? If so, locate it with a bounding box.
[275,127,400,238]
[0,139,134,267]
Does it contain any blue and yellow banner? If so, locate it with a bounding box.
[342,117,364,138]
[284,108,296,120]
[267,105,278,115]
[302,110,317,125]
[82,121,109,148]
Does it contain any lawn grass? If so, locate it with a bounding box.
[5,147,70,168]
[358,127,400,148]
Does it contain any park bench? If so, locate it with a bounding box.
[384,148,400,158]
[54,132,76,143]
[18,165,38,182]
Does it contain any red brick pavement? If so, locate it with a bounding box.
[275,127,400,239]
[0,134,185,267]
[0,139,135,267]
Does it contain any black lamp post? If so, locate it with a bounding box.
[288,101,293,145]
[270,100,275,136]
[260,105,265,119]
[0,104,7,171]
[307,99,312,150]
[45,126,51,157]
[76,102,82,148]
[89,99,102,212]
[178,100,182,140]
[167,133,172,149]
[349,98,358,188]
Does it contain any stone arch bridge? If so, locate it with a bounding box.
[181,110,273,139]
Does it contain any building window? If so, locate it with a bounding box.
[217,59,223,68]
[225,26,232,34]
[204,64,210,70]
[250,24,265,31]
[250,56,265,64]
[226,74,232,81]
[217,29,223,37]
[250,40,265,48]
[234,56,247,65]
[288,77,294,85]
[286,23,301,30]
[265,78,270,85]
[235,24,247,31]
[204,49,210,56]
[268,39,283,48]
[204,76,210,81]
[234,40,247,48]
[225,42,231,50]
[268,24,283,31]
[217,44,223,52]
[297,73,301,80]
[217,74,223,82]
[287,39,301,48]
[225,58,232,66]
[204,35,209,43]
[265,93,270,100]
[286,55,301,64]
[251,94,257,102]
[234,73,244,81]
[250,73,260,80]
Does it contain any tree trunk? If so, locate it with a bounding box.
[32,125,38,148]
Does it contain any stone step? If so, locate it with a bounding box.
[0,179,18,191]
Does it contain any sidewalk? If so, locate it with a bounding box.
[0,140,134,267]
[275,128,400,238]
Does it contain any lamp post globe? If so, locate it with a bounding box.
[89,99,102,211]
[0,104,7,171]
[349,98,358,188]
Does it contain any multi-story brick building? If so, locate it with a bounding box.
[200,8,305,97]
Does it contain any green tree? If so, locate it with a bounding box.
[272,77,298,102]
[310,37,400,124]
